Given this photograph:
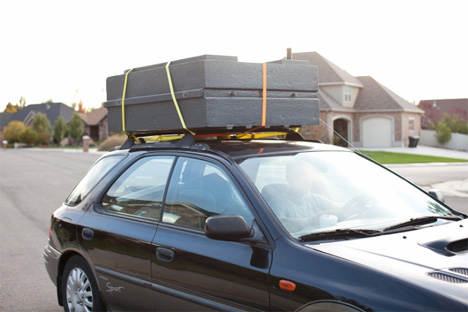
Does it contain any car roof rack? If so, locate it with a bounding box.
[118,128,321,151]
[121,133,209,151]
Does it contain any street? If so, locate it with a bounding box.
[0,149,467,311]
[0,149,100,312]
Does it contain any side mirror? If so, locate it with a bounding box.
[428,189,445,203]
[204,215,252,241]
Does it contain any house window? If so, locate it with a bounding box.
[409,117,415,131]
[344,86,352,102]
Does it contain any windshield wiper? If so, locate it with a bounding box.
[299,229,382,242]
[383,216,462,232]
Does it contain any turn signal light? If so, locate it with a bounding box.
[279,279,296,292]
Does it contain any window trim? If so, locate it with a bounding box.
[344,85,352,102]
[408,117,415,132]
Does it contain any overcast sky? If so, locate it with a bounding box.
[1,0,467,110]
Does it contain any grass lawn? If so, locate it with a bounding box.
[357,151,468,164]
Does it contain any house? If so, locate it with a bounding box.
[0,102,76,140]
[291,52,424,147]
[79,106,108,142]
[417,98,468,129]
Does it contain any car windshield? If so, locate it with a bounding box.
[238,150,459,239]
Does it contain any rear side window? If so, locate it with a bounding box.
[66,156,124,205]
[101,156,175,221]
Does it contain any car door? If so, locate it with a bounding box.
[151,156,271,311]
[78,155,175,311]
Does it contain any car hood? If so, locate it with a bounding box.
[309,218,468,302]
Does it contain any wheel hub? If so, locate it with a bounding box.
[66,267,93,312]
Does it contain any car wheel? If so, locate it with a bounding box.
[62,255,105,312]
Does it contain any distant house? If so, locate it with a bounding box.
[292,52,424,147]
[0,102,76,140]
[417,98,468,129]
[79,106,108,142]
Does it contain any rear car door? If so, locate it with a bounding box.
[78,155,175,311]
[151,156,271,311]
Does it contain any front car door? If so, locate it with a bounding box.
[78,155,175,311]
[151,156,271,311]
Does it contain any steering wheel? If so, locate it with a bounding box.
[339,194,373,221]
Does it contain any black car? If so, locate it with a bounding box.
[44,133,468,312]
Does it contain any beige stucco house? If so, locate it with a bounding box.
[292,52,424,147]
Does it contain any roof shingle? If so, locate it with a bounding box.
[292,52,363,87]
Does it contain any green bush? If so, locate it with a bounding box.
[53,116,67,144]
[36,130,51,145]
[434,121,452,145]
[19,128,38,145]
[3,121,26,143]
[432,113,468,135]
[67,113,84,145]
[32,113,52,145]
[98,134,127,151]
[33,112,51,133]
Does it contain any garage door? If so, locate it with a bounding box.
[362,117,392,147]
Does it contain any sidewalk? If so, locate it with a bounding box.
[358,145,468,160]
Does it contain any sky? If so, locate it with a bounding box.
[1,0,467,111]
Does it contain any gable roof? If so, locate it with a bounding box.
[79,107,107,126]
[354,76,423,113]
[292,51,363,87]
[0,102,76,129]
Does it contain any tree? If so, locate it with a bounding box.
[3,121,26,143]
[32,112,51,133]
[4,103,17,113]
[3,97,26,113]
[19,128,38,145]
[441,113,468,135]
[67,112,84,145]
[434,121,451,145]
[19,96,26,109]
[33,112,51,145]
[53,116,67,144]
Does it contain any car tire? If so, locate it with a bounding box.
[61,255,106,312]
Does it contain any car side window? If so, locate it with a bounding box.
[65,155,124,206]
[101,156,175,221]
[163,157,253,230]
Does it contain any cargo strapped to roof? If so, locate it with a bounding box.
[105,55,319,135]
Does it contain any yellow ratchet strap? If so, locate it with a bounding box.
[142,134,185,142]
[236,132,288,140]
[165,62,196,136]
[121,68,134,132]
[262,62,267,126]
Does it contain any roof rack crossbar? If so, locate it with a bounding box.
[120,136,136,150]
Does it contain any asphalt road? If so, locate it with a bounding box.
[0,149,100,312]
[0,149,467,311]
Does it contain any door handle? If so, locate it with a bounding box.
[82,228,94,241]
[156,247,174,262]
